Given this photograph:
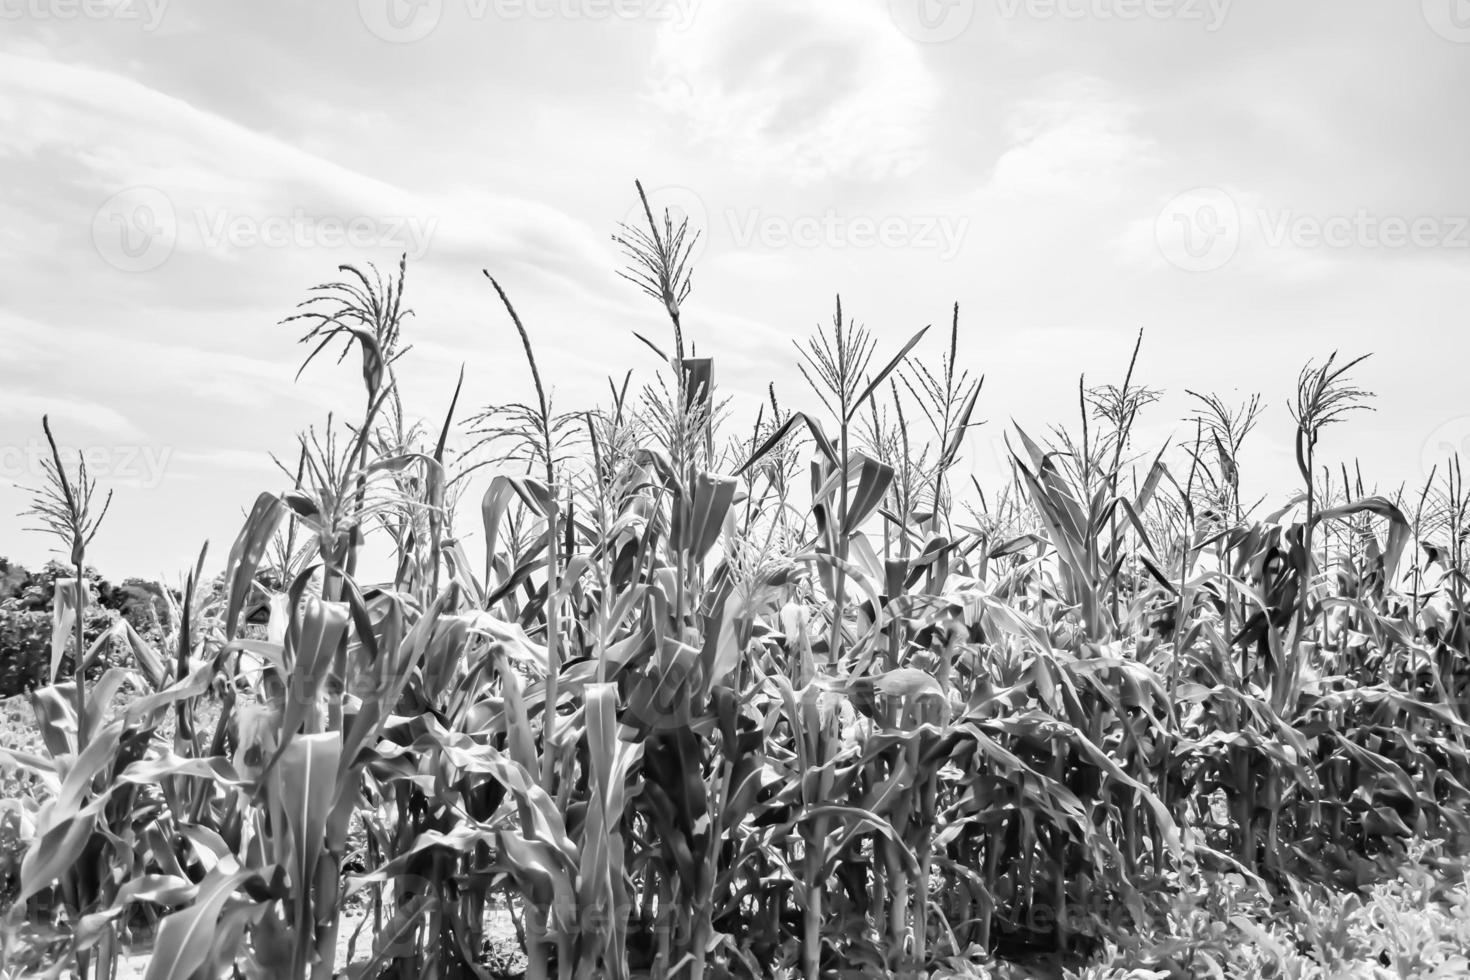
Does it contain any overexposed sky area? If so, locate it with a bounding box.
[2,0,1469,578]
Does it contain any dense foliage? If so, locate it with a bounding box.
[0,559,169,696]
[2,184,1468,979]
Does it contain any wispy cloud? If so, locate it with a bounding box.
[649,0,939,182]
[982,75,1157,202]
[0,50,623,295]
[0,391,143,440]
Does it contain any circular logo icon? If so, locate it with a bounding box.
[1422,417,1470,479]
[1155,187,1241,273]
[92,186,177,273]
[618,184,710,267]
[889,0,976,43]
[1423,0,1470,42]
[359,0,443,43]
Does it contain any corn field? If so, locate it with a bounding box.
[3,182,1470,980]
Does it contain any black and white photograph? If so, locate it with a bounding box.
[2,2,1470,977]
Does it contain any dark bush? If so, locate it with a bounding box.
[0,604,127,699]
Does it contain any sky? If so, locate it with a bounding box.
[1,0,1468,580]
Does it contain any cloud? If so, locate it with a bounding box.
[981,75,1157,202]
[0,48,677,457]
[171,447,281,472]
[0,51,623,297]
[649,0,939,182]
[0,391,143,440]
